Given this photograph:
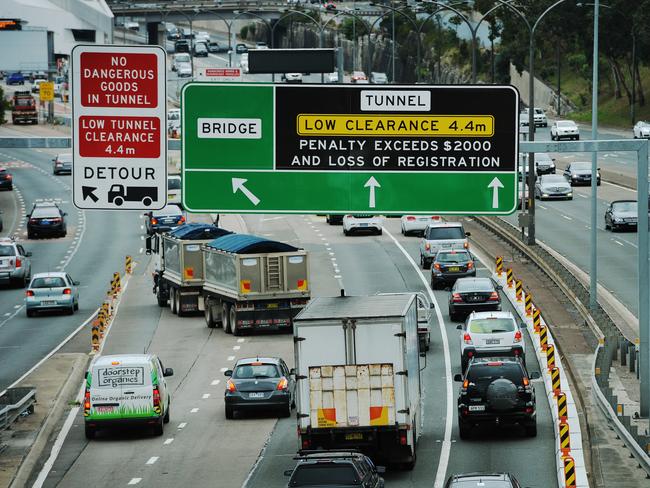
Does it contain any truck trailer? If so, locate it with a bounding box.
[293,293,422,469]
[148,223,232,315]
[202,234,310,335]
[11,91,37,125]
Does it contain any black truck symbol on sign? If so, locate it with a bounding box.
[108,184,158,206]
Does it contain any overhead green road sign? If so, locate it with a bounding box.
[181,83,519,214]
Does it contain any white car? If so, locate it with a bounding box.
[633,121,650,139]
[550,120,579,141]
[282,73,303,83]
[342,214,383,236]
[400,215,441,236]
[351,71,369,84]
[177,62,192,78]
[370,72,388,84]
[172,53,191,72]
[239,53,249,73]
[167,175,181,205]
[458,311,525,371]
[520,107,547,127]
[419,221,469,269]
[327,72,339,83]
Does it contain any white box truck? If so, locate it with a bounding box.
[293,293,422,469]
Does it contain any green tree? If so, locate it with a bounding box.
[0,86,7,125]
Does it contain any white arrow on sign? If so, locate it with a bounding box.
[232,178,260,206]
[364,176,381,208]
[488,177,504,209]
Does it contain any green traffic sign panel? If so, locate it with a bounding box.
[181,83,519,214]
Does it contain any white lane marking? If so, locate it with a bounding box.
[329,252,335,256]
[3,313,10,317]
[602,179,638,193]
[260,216,284,222]
[211,380,220,386]
[13,305,20,309]
[164,438,175,444]
[202,393,211,399]
[330,257,337,261]
[237,338,245,343]
[227,355,235,361]
[334,275,342,279]
[562,215,572,221]
[128,479,142,485]
[620,238,638,248]
[613,240,624,247]
[538,204,547,210]
[146,456,159,465]
[578,194,588,198]
[190,408,199,414]
[140,225,144,230]
[326,247,332,251]
[233,345,241,350]
[382,227,451,488]
[220,367,228,372]
[178,422,187,429]
[139,247,144,254]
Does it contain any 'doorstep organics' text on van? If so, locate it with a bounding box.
[83,354,174,439]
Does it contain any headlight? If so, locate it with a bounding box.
[550,163,555,168]
[567,192,572,196]
[542,193,549,197]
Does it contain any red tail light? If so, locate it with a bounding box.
[25,290,34,297]
[399,430,408,445]
[29,218,37,224]
[63,288,72,295]
[151,218,158,225]
[523,377,530,387]
[524,406,534,414]
[452,293,463,303]
[514,330,523,343]
[463,333,473,344]
[301,437,311,449]
[84,390,91,411]
[179,216,186,223]
[488,292,499,301]
[6,174,11,180]
[227,379,236,392]
[431,216,440,220]
[277,377,289,390]
[463,242,469,249]
[51,218,61,223]
[433,263,441,271]
[153,387,161,407]
[15,257,21,268]
[425,243,431,250]
[467,261,474,269]
[406,216,415,221]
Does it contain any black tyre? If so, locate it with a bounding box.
[156,288,167,307]
[175,290,184,317]
[153,417,164,436]
[525,422,537,437]
[205,304,216,328]
[377,229,382,235]
[230,306,239,336]
[222,303,232,334]
[27,231,35,239]
[67,305,74,315]
[279,401,291,418]
[170,288,178,314]
[458,421,472,440]
[486,378,519,412]
[84,425,95,440]
[26,309,34,318]
[343,228,349,236]
[163,403,170,424]
[225,405,234,419]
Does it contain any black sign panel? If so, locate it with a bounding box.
[274,85,519,172]
[248,48,335,74]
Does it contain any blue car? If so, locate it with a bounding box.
[25,272,80,317]
[144,204,186,235]
[6,72,25,85]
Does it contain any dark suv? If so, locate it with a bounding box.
[454,357,539,439]
[27,203,67,239]
[285,451,385,488]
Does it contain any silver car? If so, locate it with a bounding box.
[52,153,72,175]
[0,238,32,287]
[534,174,573,200]
[419,222,470,269]
[633,121,650,139]
[25,272,80,317]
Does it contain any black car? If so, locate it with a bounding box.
[0,167,13,190]
[445,473,525,488]
[27,204,67,239]
[285,451,385,488]
[535,153,556,175]
[235,43,248,54]
[52,153,72,175]
[224,357,295,419]
[431,250,475,288]
[563,161,601,186]
[448,277,501,321]
[326,214,343,225]
[454,357,539,439]
[605,200,638,232]
[192,41,208,57]
[174,39,190,53]
[144,204,185,235]
[208,41,228,53]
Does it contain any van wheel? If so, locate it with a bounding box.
[163,403,170,424]
[225,405,234,419]
[84,425,95,439]
[222,303,232,334]
[153,418,164,436]
[279,401,291,418]
[205,304,216,328]
[230,306,239,336]
[170,288,178,314]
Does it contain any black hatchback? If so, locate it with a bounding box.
[448,277,501,322]
[224,357,295,419]
[27,205,67,239]
[286,451,385,488]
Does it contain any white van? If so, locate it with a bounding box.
[83,354,173,439]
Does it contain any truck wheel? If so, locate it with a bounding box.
[230,306,239,336]
[222,303,232,334]
[170,288,178,314]
[156,288,167,307]
[205,304,216,328]
[176,291,185,317]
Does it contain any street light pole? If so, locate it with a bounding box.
[589,0,599,311]
[391,0,395,83]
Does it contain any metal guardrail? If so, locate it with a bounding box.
[474,215,650,476]
[0,387,36,431]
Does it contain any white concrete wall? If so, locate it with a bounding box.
[510,63,575,116]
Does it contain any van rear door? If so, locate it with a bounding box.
[89,361,154,420]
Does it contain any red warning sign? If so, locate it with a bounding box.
[80,52,158,108]
[78,116,160,158]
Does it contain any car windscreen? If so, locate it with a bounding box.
[449,480,514,487]
[168,178,181,190]
[557,121,575,127]
[0,245,15,257]
[31,207,60,218]
[571,162,591,171]
[467,363,524,387]
[455,278,494,292]
[436,251,471,263]
[154,205,182,217]
[612,201,636,212]
[350,214,373,219]
[542,175,566,184]
[31,277,66,288]
[290,465,359,486]
[58,154,73,163]
[233,363,280,379]
[15,98,33,106]
[426,227,464,240]
[536,153,553,163]
[468,318,515,334]
[175,54,190,62]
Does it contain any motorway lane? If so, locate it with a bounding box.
[0,147,143,390]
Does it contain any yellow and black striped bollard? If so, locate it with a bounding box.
[551,366,562,396]
[557,392,568,422]
[91,320,100,351]
[525,291,533,317]
[506,268,514,288]
[546,344,556,370]
[495,256,503,277]
[113,272,121,293]
[539,324,548,351]
[125,255,133,274]
[559,420,571,455]
[533,307,541,333]
[563,455,576,488]
[515,280,523,302]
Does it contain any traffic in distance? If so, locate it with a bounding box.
[1,4,649,488]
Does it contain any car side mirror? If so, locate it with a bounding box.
[456,324,462,330]
[26,251,33,257]
[530,371,541,380]
[495,284,503,291]
[520,322,527,328]
[145,236,152,255]
[289,368,296,376]
[430,302,435,309]
[163,367,174,377]
[224,369,233,377]
[73,280,80,285]
[453,373,463,382]
[284,469,293,477]
[465,232,471,237]
[63,212,67,216]
[376,466,386,474]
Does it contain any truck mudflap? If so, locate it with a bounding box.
[233,299,307,332]
[178,288,201,313]
[300,425,415,466]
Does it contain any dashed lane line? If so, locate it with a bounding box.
[146,457,159,465]
[178,422,187,429]
[210,380,220,386]
[127,478,142,485]
[562,215,573,221]
[190,408,199,414]
[202,393,211,399]
[227,355,235,361]
[164,438,175,445]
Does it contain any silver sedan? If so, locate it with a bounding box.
[25,272,80,317]
[534,174,573,200]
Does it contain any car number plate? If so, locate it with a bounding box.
[40,300,56,305]
[485,338,501,345]
[345,433,364,441]
[360,223,368,227]
[468,405,485,412]
[449,266,460,272]
[95,406,114,413]
[249,392,264,398]
[266,303,279,309]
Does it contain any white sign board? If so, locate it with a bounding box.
[197,67,242,82]
[72,44,167,210]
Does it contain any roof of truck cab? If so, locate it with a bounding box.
[206,234,300,254]
[295,294,415,321]
[168,223,232,240]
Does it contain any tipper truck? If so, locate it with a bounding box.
[293,293,422,469]
[202,234,310,335]
[11,91,38,125]
[147,223,232,315]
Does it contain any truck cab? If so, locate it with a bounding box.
[12,91,37,125]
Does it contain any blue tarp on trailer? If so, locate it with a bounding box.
[168,223,232,240]
[206,234,300,254]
